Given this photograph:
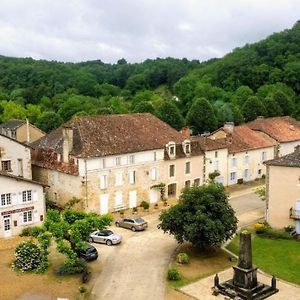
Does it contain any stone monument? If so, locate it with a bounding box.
[214,231,279,299]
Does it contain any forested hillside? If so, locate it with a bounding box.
[0,21,299,133]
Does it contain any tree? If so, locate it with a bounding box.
[155,100,184,130]
[36,111,63,133]
[262,96,283,117]
[158,183,237,248]
[272,91,295,116]
[133,101,155,114]
[186,97,217,134]
[242,96,266,122]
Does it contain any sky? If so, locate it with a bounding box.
[0,0,299,64]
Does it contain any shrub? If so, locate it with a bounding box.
[12,241,43,272]
[28,226,45,237]
[167,268,181,281]
[257,227,292,240]
[20,227,31,236]
[57,257,87,275]
[284,225,295,233]
[177,252,189,264]
[79,286,87,293]
[140,201,150,210]
[253,222,266,233]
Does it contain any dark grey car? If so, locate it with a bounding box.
[115,216,148,231]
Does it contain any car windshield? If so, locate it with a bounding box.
[86,247,96,254]
[134,217,145,224]
[102,230,113,236]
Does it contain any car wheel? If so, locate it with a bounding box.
[116,222,120,227]
[131,226,136,232]
[106,240,113,246]
[88,237,93,243]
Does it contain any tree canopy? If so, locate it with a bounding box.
[158,183,237,248]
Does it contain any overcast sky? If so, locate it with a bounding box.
[0,0,299,64]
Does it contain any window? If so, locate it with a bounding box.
[169,165,175,177]
[116,157,121,166]
[244,155,249,164]
[184,143,191,155]
[102,159,106,169]
[215,151,218,158]
[185,180,191,188]
[214,160,219,171]
[22,190,32,202]
[258,169,262,175]
[153,152,157,161]
[1,193,11,206]
[100,175,108,189]
[23,211,33,223]
[11,130,16,139]
[115,173,123,186]
[129,155,135,164]
[151,167,157,181]
[169,146,175,156]
[185,162,191,174]
[230,172,236,181]
[1,160,11,172]
[231,158,237,167]
[168,142,176,157]
[244,169,249,179]
[261,151,267,161]
[129,170,136,184]
[194,178,200,186]
[57,154,61,162]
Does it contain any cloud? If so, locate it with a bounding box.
[0,0,299,63]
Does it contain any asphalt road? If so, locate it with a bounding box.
[90,191,265,300]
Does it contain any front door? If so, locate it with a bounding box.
[3,215,12,238]
[167,183,177,198]
[100,194,109,214]
[129,191,137,208]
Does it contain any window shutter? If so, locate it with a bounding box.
[100,175,107,189]
[151,168,157,181]
[12,193,17,205]
[33,211,39,223]
[32,190,38,202]
[18,192,23,204]
[129,171,135,184]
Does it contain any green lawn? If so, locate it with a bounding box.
[226,234,300,285]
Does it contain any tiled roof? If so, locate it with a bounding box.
[31,113,185,158]
[0,172,48,186]
[0,119,25,130]
[247,116,300,143]
[224,125,276,153]
[191,136,228,151]
[265,146,300,167]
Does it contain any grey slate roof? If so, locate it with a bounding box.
[264,146,300,167]
[0,119,25,130]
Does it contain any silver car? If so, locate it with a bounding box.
[115,216,148,231]
[89,229,122,246]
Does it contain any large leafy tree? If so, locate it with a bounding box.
[158,183,237,248]
[242,96,266,122]
[186,97,217,134]
[155,100,184,130]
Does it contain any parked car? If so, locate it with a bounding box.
[115,216,148,231]
[89,229,122,246]
[76,243,98,261]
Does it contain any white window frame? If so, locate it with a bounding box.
[244,155,249,164]
[129,170,136,184]
[1,160,12,172]
[1,193,11,206]
[100,174,108,189]
[23,211,33,223]
[151,167,157,181]
[261,151,267,161]
[129,155,135,164]
[169,164,175,177]
[231,157,237,168]
[116,157,121,166]
[22,190,32,202]
[230,172,236,182]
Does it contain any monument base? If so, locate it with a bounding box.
[217,278,279,300]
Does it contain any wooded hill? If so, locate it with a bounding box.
[0,21,299,134]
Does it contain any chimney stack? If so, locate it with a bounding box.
[62,126,73,163]
[224,122,234,134]
[180,127,191,139]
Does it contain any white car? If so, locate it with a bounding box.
[89,229,122,246]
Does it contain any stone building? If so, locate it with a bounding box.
[265,146,300,231]
[0,133,46,238]
[0,119,45,143]
[31,113,204,214]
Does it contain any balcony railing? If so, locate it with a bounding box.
[289,208,300,220]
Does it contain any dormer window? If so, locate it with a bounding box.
[182,140,191,156]
[167,142,176,158]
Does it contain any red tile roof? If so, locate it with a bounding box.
[247,116,300,143]
[191,136,228,151]
[32,113,185,158]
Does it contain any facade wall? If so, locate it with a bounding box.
[204,148,228,186]
[279,140,300,157]
[227,147,274,185]
[32,166,82,206]
[0,135,32,179]
[0,176,45,238]
[16,124,45,143]
[267,165,300,229]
